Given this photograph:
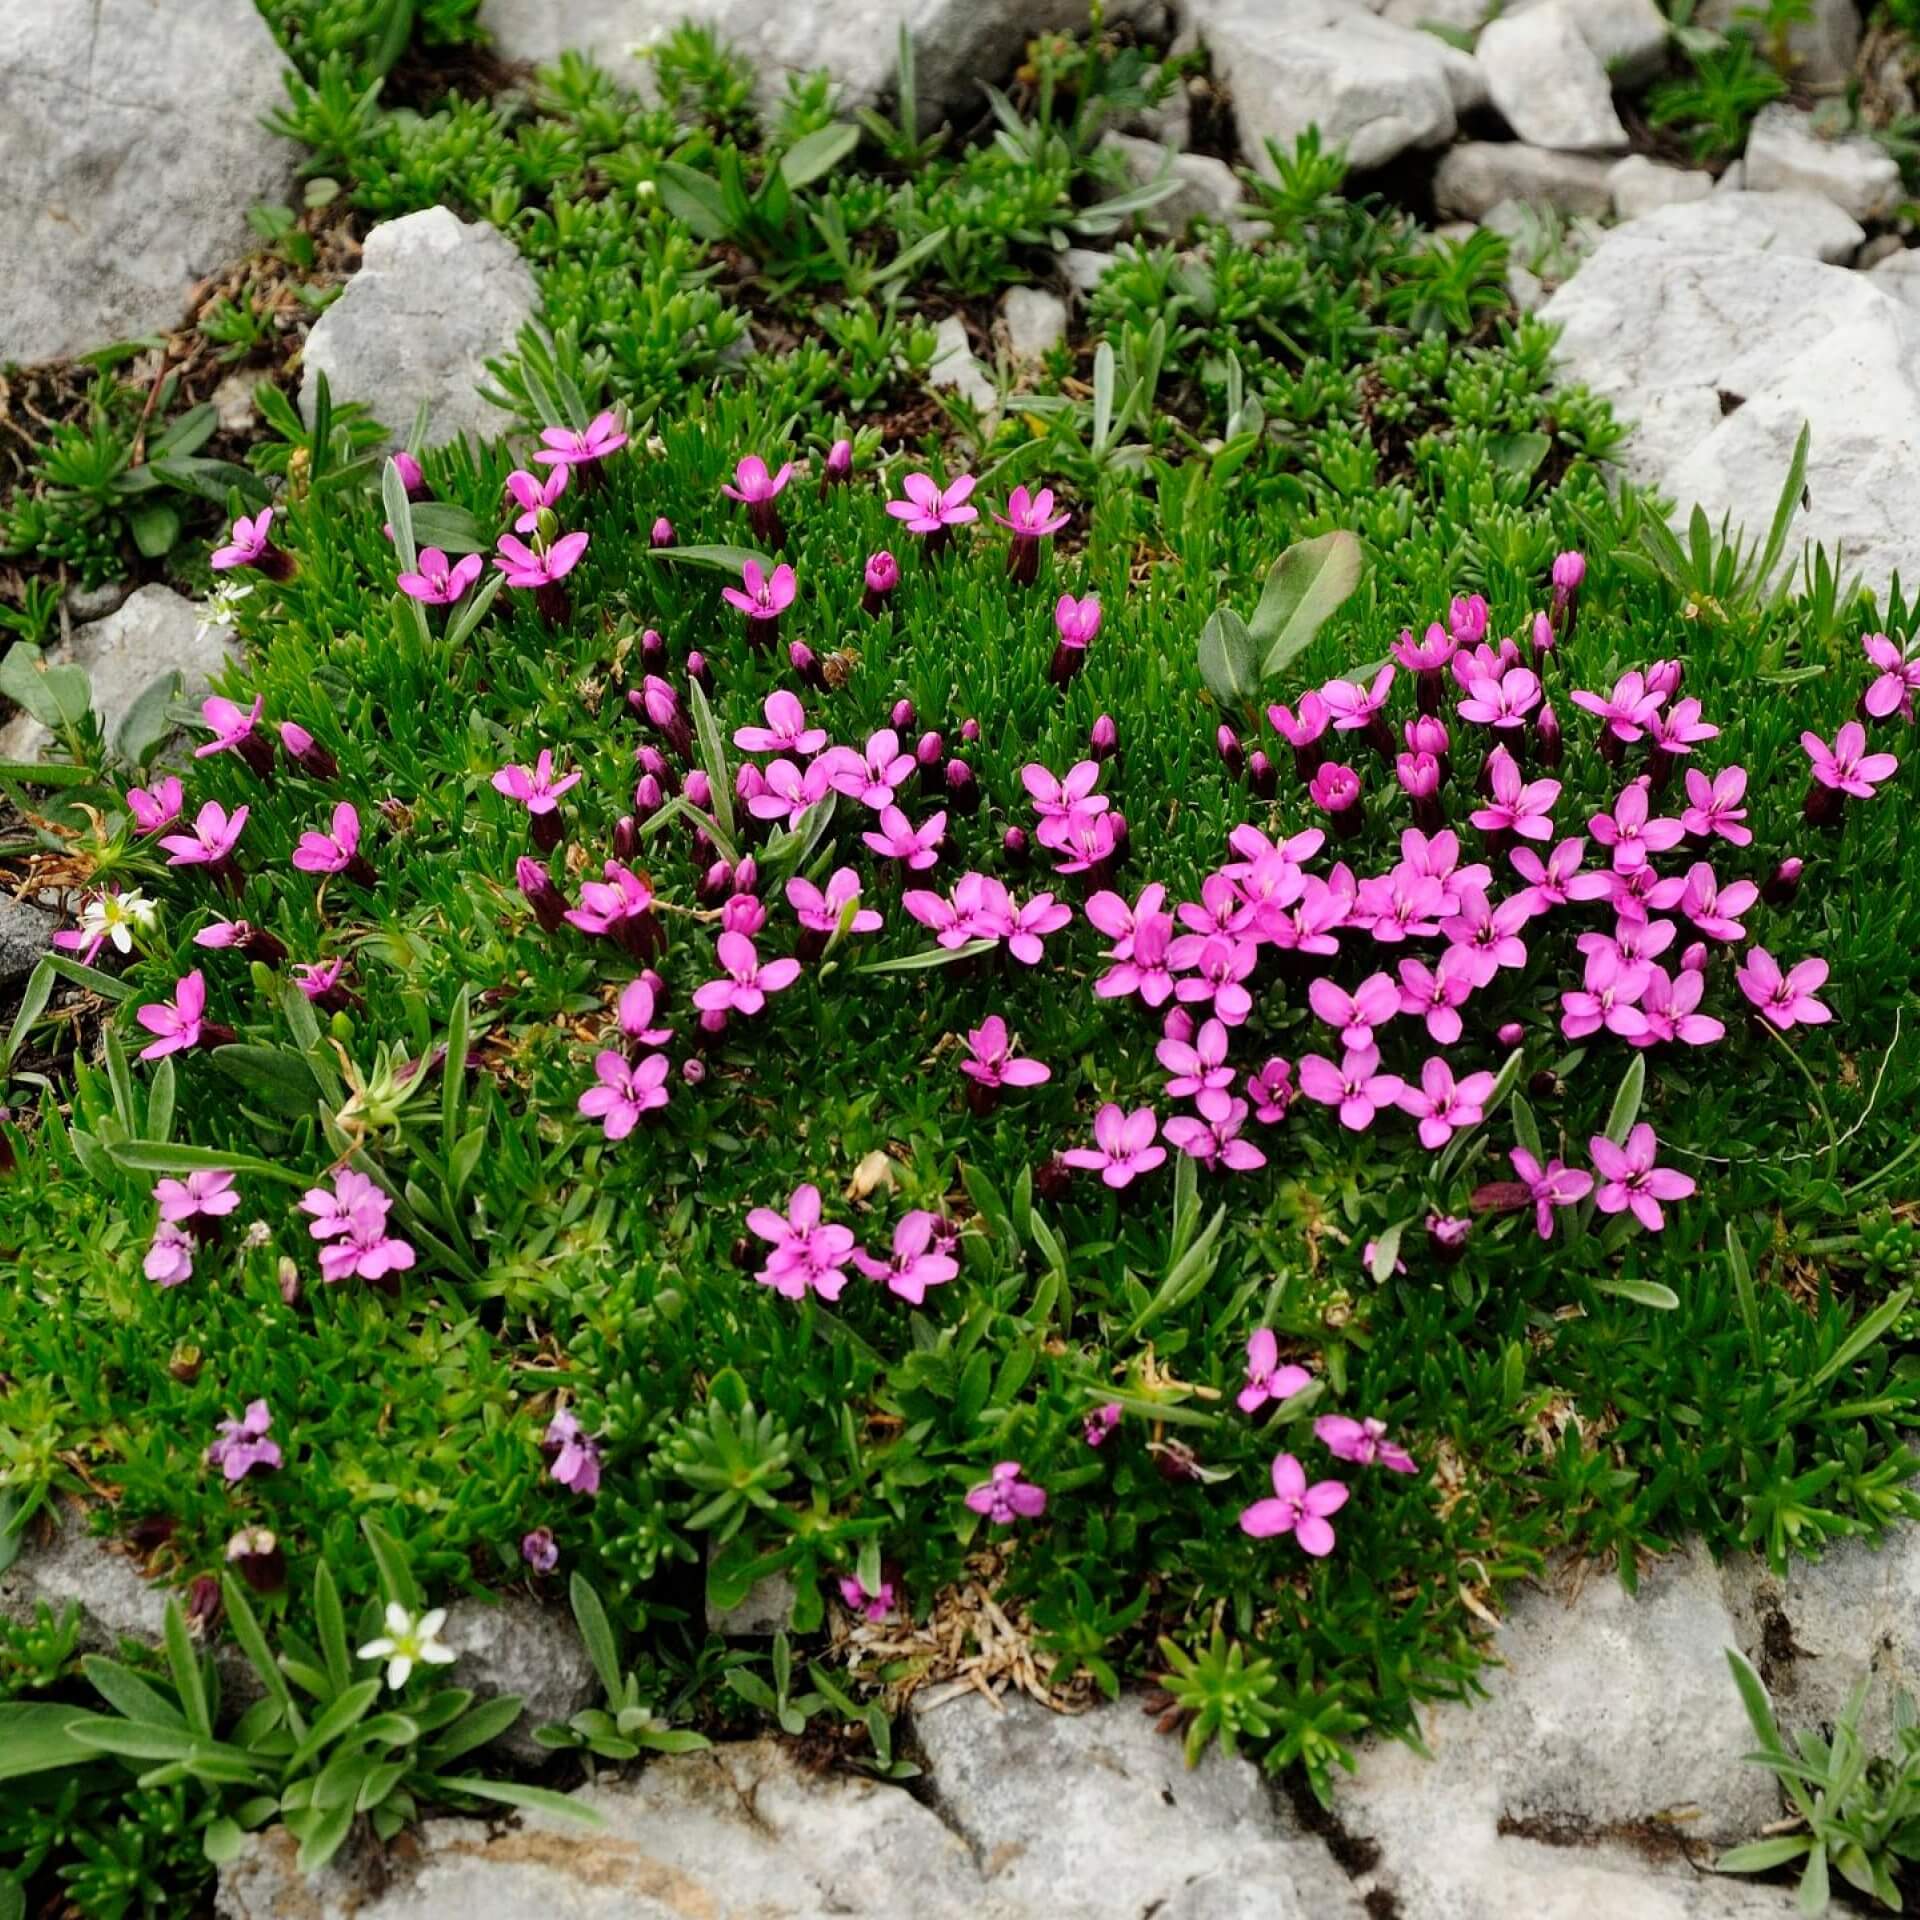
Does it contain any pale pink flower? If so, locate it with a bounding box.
[1589,1124,1694,1232]
[1239,1453,1347,1556]
[1238,1329,1311,1414]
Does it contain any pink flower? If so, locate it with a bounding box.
[195,694,266,763]
[1863,632,1920,722]
[1170,933,1258,1026]
[1395,1057,1496,1149]
[1296,1047,1404,1131]
[159,801,248,870]
[691,931,801,1018]
[294,958,350,1008]
[1022,758,1106,825]
[786,869,880,942]
[1084,1403,1122,1449]
[397,548,483,605]
[1589,779,1683,872]
[1309,762,1362,815]
[1321,666,1395,733]
[1315,1415,1416,1474]
[722,560,798,623]
[1005,890,1072,964]
[155,1169,238,1226]
[1055,592,1102,647]
[126,777,184,835]
[1589,1124,1695,1232]
[1633,964,1725,1048]
[747,1183,856,1301]
[1238,1329,1311,1414]
[318,1199,417,1283]
[1393,622,1455,674]
[1308,972,1400,1053]
[1239,1453,1347,1557]
[861,805,945,870]
[735,690,827,758]
[299,1167,385,1241]
[839,1575,895,1622]
[617,977,673,1047]
[1061,1103,1166,1188]
[864,551,899,596]
[532,409,627,468]
[1560,946,1651,1041]
[994,485,1071,539]
[886,471,978,535]
[290,801,364,875]
[493,749,583,816]
[505,465,567,531]
[1157,1017,1234,1099]
[494,530,589,588]
[722,454,794,505]
[1803,721,1898,799]
[1647,698,1718,757]
[1457,667,1541,730]
[828,729,915,808]
[964,1461,1046,1525]
[1678,863,1756,943]
[544,1410,603,1494]
[1094,911,1179,1007]
[578,1050,670,1139]
[748,755,838,830]
[1164,1090,1266,1171]
[523,1528,559,1572]
[1736,946,1833,1029]
[854,1210,959,1304]
[1248,1057,1293,1124]
[1571,670,1664,743]
[1084,880,1164,957]
[1470,748,1559,841]
[135,971,207,1060]
[1680,767,1752,846]
[1268,693,1331,749]
[210,509,274,572]
[206,1400,282,1481]
[1509,837,1610,916]
[1509,1147,1594,1239]
[960,1014,1050,1091]
[1396,948,1477,1045]
[145,1221,195,1287]
[564,863,657,950]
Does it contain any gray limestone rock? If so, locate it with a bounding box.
[1476,1,1629,152]
[1433,142,1617,218]
[1743,102,1903,222]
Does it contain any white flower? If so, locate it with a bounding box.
[79,888,157,954]
[193,580,254,644]
[356,1602,456,1691]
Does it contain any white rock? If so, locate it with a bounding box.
[1476,1,1629,151]
[0,0,297,365]
[1506,0,1671,82]
[928,314,999,417]
[1608,153,1714,219]
[479,0,1163,128]
[999,286,1070,360]
[0,587,242,766]
[909,1692,1367,1918]
[1433,142,1616,218]
[1743,102,1902,222]
[1716,158,1746,192]
[1695,0,1859,84]
[1622,188,1864,262]
[1508,261,1548,310]
[300,209,536,448]
[1060,247,1115,297]
[1098,131,1245,229]
[1543,223,1920,593]
[1192,0,1480,172]
[211,372,258,436]
[1381,0,1495,40]
[1870,247,1920,312]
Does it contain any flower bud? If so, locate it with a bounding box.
[1003,825,1029,866]
[1216,724,1244,779]
[1497,1021,1524,1047]
[1427,1213,1471,1263]
[522,1527,559,1574]
[959,716,980,744]
[891,697,917,732]
[686,651,712,692]
[1762,856,1804,906]
[1248,749,1277,798]
[611,814,637,860]
[722,893,765,934]
[1646,658,1684,699]
[279,721,338,780]
[1162,1006,1195,1045]
[515,856,569,934]
[699,860,734,904]
[789,640,824,689]
[650,518,675,549]
[1681,941,1709,974]
[1090,713,1118,761]
[824,438,853,487]
[682,1057,706,1085]
[915,729,945,777]
[863,552,899,615]
[684,769,713,811]
[945,757,980,812]
[640,626,667,666]
[390,450,426,498]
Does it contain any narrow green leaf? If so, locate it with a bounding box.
[688,678,735,842]
[362,1517,421,1610]
[427,1776,606,1825]
[780,122,860,188]
[856,938,998,975]
[164,1601,211,1737]
[1601,1053,1646,1146]
[1810,1286,1912,1390]
[1592,1277,1680,1309]
[568,1574,624,1704]
[81,1656,185,1730]
[0,1704,96,1781]
[650,542,771,575]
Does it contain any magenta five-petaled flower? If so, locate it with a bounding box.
[839,1575,895,1622]
[1590,779,1683,872]
[1239,1453,1347,1557]
[544,1410,603,1494]
[155,1169,239,1227]
[1238,1329,1311,1414]
[291,801,366,876]
[1571,671,1664,743]
[1307,973,1399,1053]
[398,547,483,605]
[1863,632,1920,722]
[787,868,881,941]
[960,1014,1050,1091]
[145,1222,195,1287]
[1680,767,1752,846]
[1315,1415,1417,1474]
[861,805,946,870]
[964,1460,1046,1525]
[211,509,279,573]
[1061,1103,1165,1188]
[1589,1124,1695,1232]
[853,1210,960,1304]
[1157,1017,1233,1099]
[532,410,627,469]
[207,1399,282,1481]
[1736,946,1833,1030]
[747,1183,856,1301]
[1395,1057,1496,1149]
[578,1050,670,1139]
[1164,1091,1266,1171]
[1470,748,1559,841]
[1508,1147,1594,1240]
[994,485,1071,540]
[722,455,793,507]
[135,971,208,1060]
[887,471,978,535]
[159,801,248,872]
[196,694,267,766]
[493,750,583,815]
[505,465,568,530]
[494,530,589,590]
[736,690,827,758]
[126,776,184,835]
[691,931,801,1018]
[1803,721,1898,799]
[722,560,798,623]
[1296,1047,1404,1132]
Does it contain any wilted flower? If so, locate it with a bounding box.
[206,1400,282,1481]
[543,1409,603,1494]
[1315,1415,1416,1473]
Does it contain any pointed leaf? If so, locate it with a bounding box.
[1250,531,1365,679]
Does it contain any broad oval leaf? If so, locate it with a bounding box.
[1196,608,1259,709]
[1250,530,1366,680]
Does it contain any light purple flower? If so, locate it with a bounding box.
[1164,1090,1266,1171]
[1248,1057,1293,1124]
[747,1183,856,1302]
[155,1169,239,1227]
[1239,1453,1347,1556]
[398,548,483,605]
[617,977,673,1047]
[964,1461,1046,1525]
[1509,1147,1594,1240]
[1315,1415,1416,1474]
[1803,721,1898,799]
[960,1015,1050,1091]
[1157,1017,1234,1099]
[505,465,568,531]
[861,805,945,871]
[1589,1124,1694,1232]
[532,410,627,469]
[1395,1057,1495,1149]
[145,1222,196,1286]
[1307,972,1399,1053]
[1560,946,1651,1041]
[544,1410,603,1494]
[722,560,798,623]
[207,1400,282,1481]
[1633,965,1725,1048]
[853,1210,960,1304]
